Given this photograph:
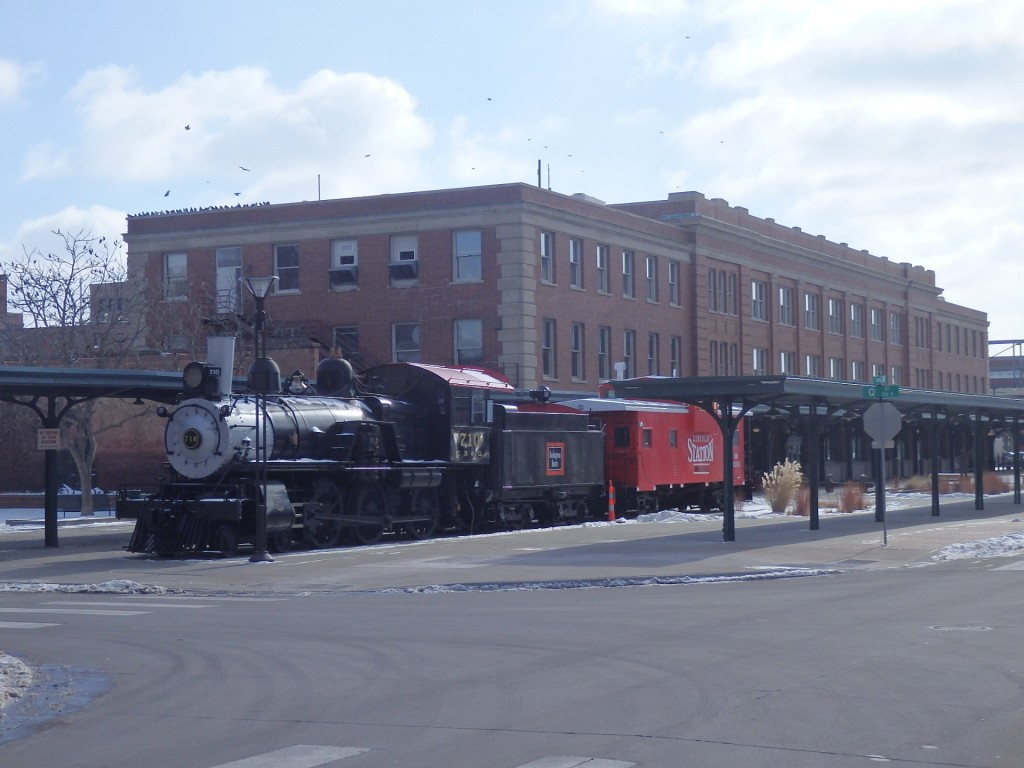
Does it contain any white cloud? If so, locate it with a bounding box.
[587,0,691,19]
[660,0,1024,334]
[0,58,41,104]
[0,206,127,268]
[54,66,433,203]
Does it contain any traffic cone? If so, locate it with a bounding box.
[607,482,616,521]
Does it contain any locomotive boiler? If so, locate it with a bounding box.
[119,356,606,556]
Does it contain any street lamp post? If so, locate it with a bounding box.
[243,275,278,563]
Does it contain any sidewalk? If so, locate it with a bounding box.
[0,492,1022,595]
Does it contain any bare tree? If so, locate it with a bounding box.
[0,230,154,513]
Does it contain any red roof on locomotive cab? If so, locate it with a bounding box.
[377,362,516,392]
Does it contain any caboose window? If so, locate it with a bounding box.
[614,426,630,447]
[642,429,653,448]
[669,429,678,448]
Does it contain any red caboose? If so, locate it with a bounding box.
[559,397,746,515]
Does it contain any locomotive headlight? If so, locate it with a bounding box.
[183,361,222,396]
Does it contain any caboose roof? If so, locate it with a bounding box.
[558,397,691,413]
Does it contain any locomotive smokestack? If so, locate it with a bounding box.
[207,336,236,397]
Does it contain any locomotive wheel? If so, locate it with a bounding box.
[305,479,344,549]
[403,488,440,540]
[214,524,239,558]
[352,483,387,545]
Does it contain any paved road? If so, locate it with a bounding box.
[1,494,1023,767]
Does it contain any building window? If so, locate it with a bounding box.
[668,260,680,306]
[622,250,635,298]
[453,230,481,283]
[889,312,902,345]
[850,303,864,338]
[751,280,767,321]
[670,335,682,376]
[708,268,729,313]
[870,308,884,341]
[393,322,420,362]
[330,239,358,290]
[389,234,418,283]
[542,319,557,378]
[778,287,795,326]
[645,256,658,302]
[215,247,241,313]
[540,231,555,283]
[623,329,636,377]
[728,342,738,375]
[596,244,610,293]
[274,244,300,292]
[160,251,190,304]
[752,347,769,376]
[804,354,821,377]
[872,362,886,380]
[851,360,865,382]
[598,326,611,379]
[827,298,843,334]
[829,357,844,380]
[890,366,902,385]
[647,332,660,375]
[779,351,795,375]
[804,292,820,331]
[571,322,584,380]
[568,238,583,289]
[453,319,483,364]
[726,273,737,315]
[333,325,359,358]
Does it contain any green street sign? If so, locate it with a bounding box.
[863,384,900,398]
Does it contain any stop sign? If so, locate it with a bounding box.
[863,402,903,442]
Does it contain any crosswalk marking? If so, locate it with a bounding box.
[41,600,214,609]
[0,607,149,616]
[516,759,636,768]
[0,620,59,629]
[207,745,368,768]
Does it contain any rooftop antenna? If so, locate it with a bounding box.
[317,174,321,201]
[537,159,541,188]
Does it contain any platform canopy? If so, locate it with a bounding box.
[0,365,189,548]
[606,375,1024,541]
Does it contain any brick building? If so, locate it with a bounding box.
[123,183,989,396]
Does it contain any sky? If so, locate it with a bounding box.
[1,0,1022,342]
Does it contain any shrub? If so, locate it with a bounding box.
[762,459,802,514]
[839,480,865,513]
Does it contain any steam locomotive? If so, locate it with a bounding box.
[118,355,744,557]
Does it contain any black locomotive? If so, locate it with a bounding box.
[118,356,605,556]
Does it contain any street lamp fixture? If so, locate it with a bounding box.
[242,274,278,563]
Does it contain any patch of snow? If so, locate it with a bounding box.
[933,532,1024,561]
[0,654,32,711]
[0,579,174,595]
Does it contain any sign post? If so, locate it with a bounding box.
[863,396,903,546]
